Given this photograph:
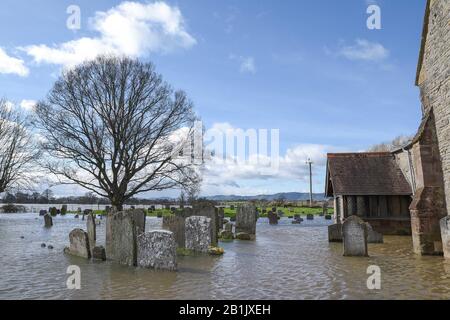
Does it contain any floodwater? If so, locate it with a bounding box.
[1,213,450,300]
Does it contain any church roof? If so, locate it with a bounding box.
[325,152,412,197]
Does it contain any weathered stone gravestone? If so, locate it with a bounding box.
[236,204,257,240]
[92,246,106,261]
[365,223,383,243]
[185,216,212,253]
[39,210,47,216]
[105,210,145,266]
[87,213,96,253]
[307,214,314,220]
[44,214,53,228]
[49,207,58,217]
[224,222,233,233]
[191,204,218,246]
[137,230,177,271]
[61,205,68,215]
[268,211,278,225]
[64,228,91,259]
[342,216,368,257]
[440,216,450,259]
[162,215,185,248]
[217,207,225,230]
[328,223,342,242]
[127,209,146,235]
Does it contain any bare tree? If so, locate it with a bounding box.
[34,55,200,210]
[367,135,414,152]
[0,99,40,193]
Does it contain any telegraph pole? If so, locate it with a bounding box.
[306,158,313,207]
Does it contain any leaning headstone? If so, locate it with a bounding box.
[365,223,383,243]
[342,216,368,257]
[236,204,257,240]
[92,246,106,261]
[185,216,212,253]
[137,230,177,271]
[162,215,185,248]
[440,216,450,259]
[328,223,342,242]
[268,211,278,225]
[105,210,140,266]
[44,214,53,228]
[87,213,96,253]
[64,229,91,259]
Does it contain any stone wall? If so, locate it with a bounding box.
[417,0,450,215]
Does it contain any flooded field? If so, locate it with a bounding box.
[1,213,450,300]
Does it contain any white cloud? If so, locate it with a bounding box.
[229,54,256,74]
[0,48,29,77]
[201,122,336,195]
[22,1,196,68]
[336,39,389,62]
[20,99,37,111]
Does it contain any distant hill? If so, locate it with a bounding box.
[204,192,326,202]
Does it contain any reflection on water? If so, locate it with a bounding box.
[1,213,449,300]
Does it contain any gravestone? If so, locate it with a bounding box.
[105,210,143,266]
[127,209,146,236]
[185,216,212,253]
[44,214,53,228]
[268,211,278,225]
[224,222,233,233]
[328,223,342,242]
[366,223,383,243]
[162,215,185,248]
[440,216,450,259]
[191,204,218,246]
[61,205,68,215]
[39,210,47,216]
[325,215,332,220]
[342,216,368,257]
[137,230,177,271]
[92,246,106,261]
[307,214,314,220]
[50,207,57,217]
[64,228,91,259]
[236,203,257,240]
[87,213,96,253]
[217,207,225,230]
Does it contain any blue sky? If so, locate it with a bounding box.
[0,0,427,197]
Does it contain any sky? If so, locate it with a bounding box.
[0,0,428,198]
